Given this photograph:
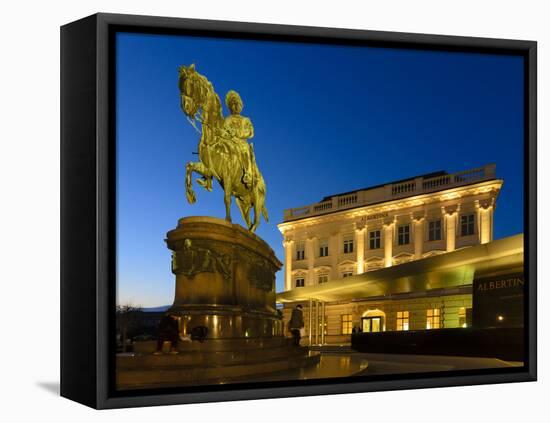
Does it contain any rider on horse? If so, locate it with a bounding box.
[198,90,255,191]
[222,90,255,188]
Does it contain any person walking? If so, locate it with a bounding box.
[288,304,304,346]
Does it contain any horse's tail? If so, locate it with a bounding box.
[262,205,269,223]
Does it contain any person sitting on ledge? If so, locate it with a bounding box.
[288,304,304,346]
[154,314,180,355]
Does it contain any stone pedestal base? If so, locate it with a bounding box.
[166,216,283,339]
[116,217,317,390]
[117,339,320,389]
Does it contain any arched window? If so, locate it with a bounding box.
[361,309,386,332]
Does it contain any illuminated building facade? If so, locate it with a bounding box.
[276,164,518,345]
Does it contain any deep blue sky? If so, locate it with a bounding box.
[116,32,524,307]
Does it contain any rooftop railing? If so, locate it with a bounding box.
[283,164,496,222]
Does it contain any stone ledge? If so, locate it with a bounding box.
[116,351,321,390]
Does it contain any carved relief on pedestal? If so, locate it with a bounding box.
[171,238,233,282]
[170,236,278,293]
[238,247,277,292]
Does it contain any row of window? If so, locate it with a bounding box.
[295,215,476,261]
[339,308,469,334]
[295,271,352,287]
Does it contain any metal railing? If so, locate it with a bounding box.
[283,164,496,221]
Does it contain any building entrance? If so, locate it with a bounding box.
[362,316,382,333]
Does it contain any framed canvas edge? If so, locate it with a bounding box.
[83,12,537,409]
[98,371,535,409]
[92,12,537,49]
[60,14,100,409]
[526,40,537,382]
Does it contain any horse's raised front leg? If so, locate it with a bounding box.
[187,161,210,204]
[196,175,213,191]
[186,161,214,204]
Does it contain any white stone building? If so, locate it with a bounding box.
[276,164,516,344]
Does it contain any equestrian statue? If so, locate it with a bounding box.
[178,64,268,232]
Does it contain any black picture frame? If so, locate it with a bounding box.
[60,12,537,409]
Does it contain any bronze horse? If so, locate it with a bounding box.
[178,64,268,232]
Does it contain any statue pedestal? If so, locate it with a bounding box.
[117,217,319,389]
[166,216,283,339]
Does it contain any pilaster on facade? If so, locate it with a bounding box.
[355,225,366,274]
[412,212,425,259]
[442,205,460,252]
[329,232,339,280]
[383,219,395,268]
[476,199,495,244]
[306,235,316,285]
[283,239,294,291]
